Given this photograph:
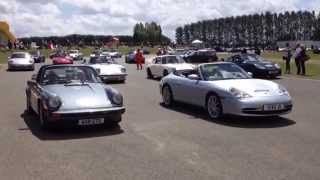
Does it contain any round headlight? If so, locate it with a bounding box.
[112,93,123,105]
[121,68,126,73]
[47,96,61,110]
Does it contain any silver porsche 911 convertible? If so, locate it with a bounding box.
[160,62,293,120]
[26,65,125,129]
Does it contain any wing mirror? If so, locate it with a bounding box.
[247,72,253,77]
[188,74,200,80]
[31,74,37,81]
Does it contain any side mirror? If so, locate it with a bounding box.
[247,72,253,77]
[187,74,200,80]
[31,74,37,81]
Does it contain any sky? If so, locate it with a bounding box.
[0,0,319,39]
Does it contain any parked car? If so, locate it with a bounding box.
[160,62,292,120]
[68,49,83,61]
[25,65,125,129]
[142,48,150,55]
[30,51,45,63]
[52,56,73,65]
[8,52,34,71]
[183,49,218,63]
[225,54,281,78]
[146,55,195,78]
[86,56,127,83]
[125,51,145,64]
[109,50,122,58]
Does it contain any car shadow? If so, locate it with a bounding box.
[20,111,124,141]
[6,69,33,72]
[160,103,296,129]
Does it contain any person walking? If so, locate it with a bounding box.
[135,48,144,70]
[294,44,302,75]
[283,43,292,74]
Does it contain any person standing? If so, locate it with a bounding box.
[135,48,144,70]
[299,45,309,76]
[283,43,292,74]
[294,44,302,75]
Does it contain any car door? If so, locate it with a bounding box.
[151,57,162,76]
[28,75,41,114]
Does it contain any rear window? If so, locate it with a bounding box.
[11,53,26,58]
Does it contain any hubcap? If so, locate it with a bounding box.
[162,86,171,105]
[207,95,221,119]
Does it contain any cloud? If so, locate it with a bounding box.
[0,0,318,39]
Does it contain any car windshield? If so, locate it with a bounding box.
[166,56,185,63]
[11,53,26,58]
[244,54,264,62]
[69,50,78,54]
[90,56,114,64]
[40,66,99,85]
[201,63,250,81]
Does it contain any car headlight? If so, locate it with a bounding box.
[95,68,101,75]
[274,63,281,69]
[106,89,123,106]
[47,95,62,111]
[229,87,252,99]
[254,64,266,69]
[121,68,126,73]
[278,85,289,96]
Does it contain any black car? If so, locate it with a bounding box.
[30,51,45,63]
[183,49,218,63]
[226,54,282,78]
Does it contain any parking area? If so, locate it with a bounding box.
[0,57,320,180]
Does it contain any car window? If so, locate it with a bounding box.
[40,66,99,85]
[155,57,161,64]
[11,53,26,58]
[200,63,249,81]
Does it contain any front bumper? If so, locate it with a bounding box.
[222,95,292,117]
[47,107,125,126]
[256,69,282,77]
[100,74,127,81]
[8,63,34,70]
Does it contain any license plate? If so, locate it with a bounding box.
[263,104,285,111]
[269,71,278,74]
[78,118,104,126]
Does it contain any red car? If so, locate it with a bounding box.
[52,56,73,65]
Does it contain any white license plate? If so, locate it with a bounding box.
[263,104,285,111]
[269,71,278,74]
[78,118,104,126]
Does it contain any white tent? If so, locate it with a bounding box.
[192,39,203,44]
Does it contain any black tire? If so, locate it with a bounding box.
[206,93,223,120]
[39,103,50,130]
[163,70,169,77]
[26,92,33,114]
[147,68,154,79]
[162,85,174,106]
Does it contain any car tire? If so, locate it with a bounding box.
[163,70,169,77]
[26,92,33,114]
[206,93,223,120]
[39,103,50,130]
[162,85,174,106]
[147,68,154,79]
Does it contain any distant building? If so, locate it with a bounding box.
[0,21,16,46]
[277,41,320,49]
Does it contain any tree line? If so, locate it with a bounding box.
[133,22,171,46]
[176,11,320,48]
[18,22,171,49]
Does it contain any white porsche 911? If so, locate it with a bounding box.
[146,55,195,79]
[86,56,127,83]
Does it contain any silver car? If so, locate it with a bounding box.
[8,52,34,71]
[160,62,293,120]
[26,65,125,129]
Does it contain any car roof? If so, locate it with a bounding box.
[199,62,234,66]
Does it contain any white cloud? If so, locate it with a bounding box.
[0,0,318,39]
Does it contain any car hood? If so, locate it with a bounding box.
[43,83,112,110]
[9,58,31,64]
[165,63,195,70]
[90,64,124,75]
[209,79,281,97]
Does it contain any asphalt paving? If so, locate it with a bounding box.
[0,57,319,180]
